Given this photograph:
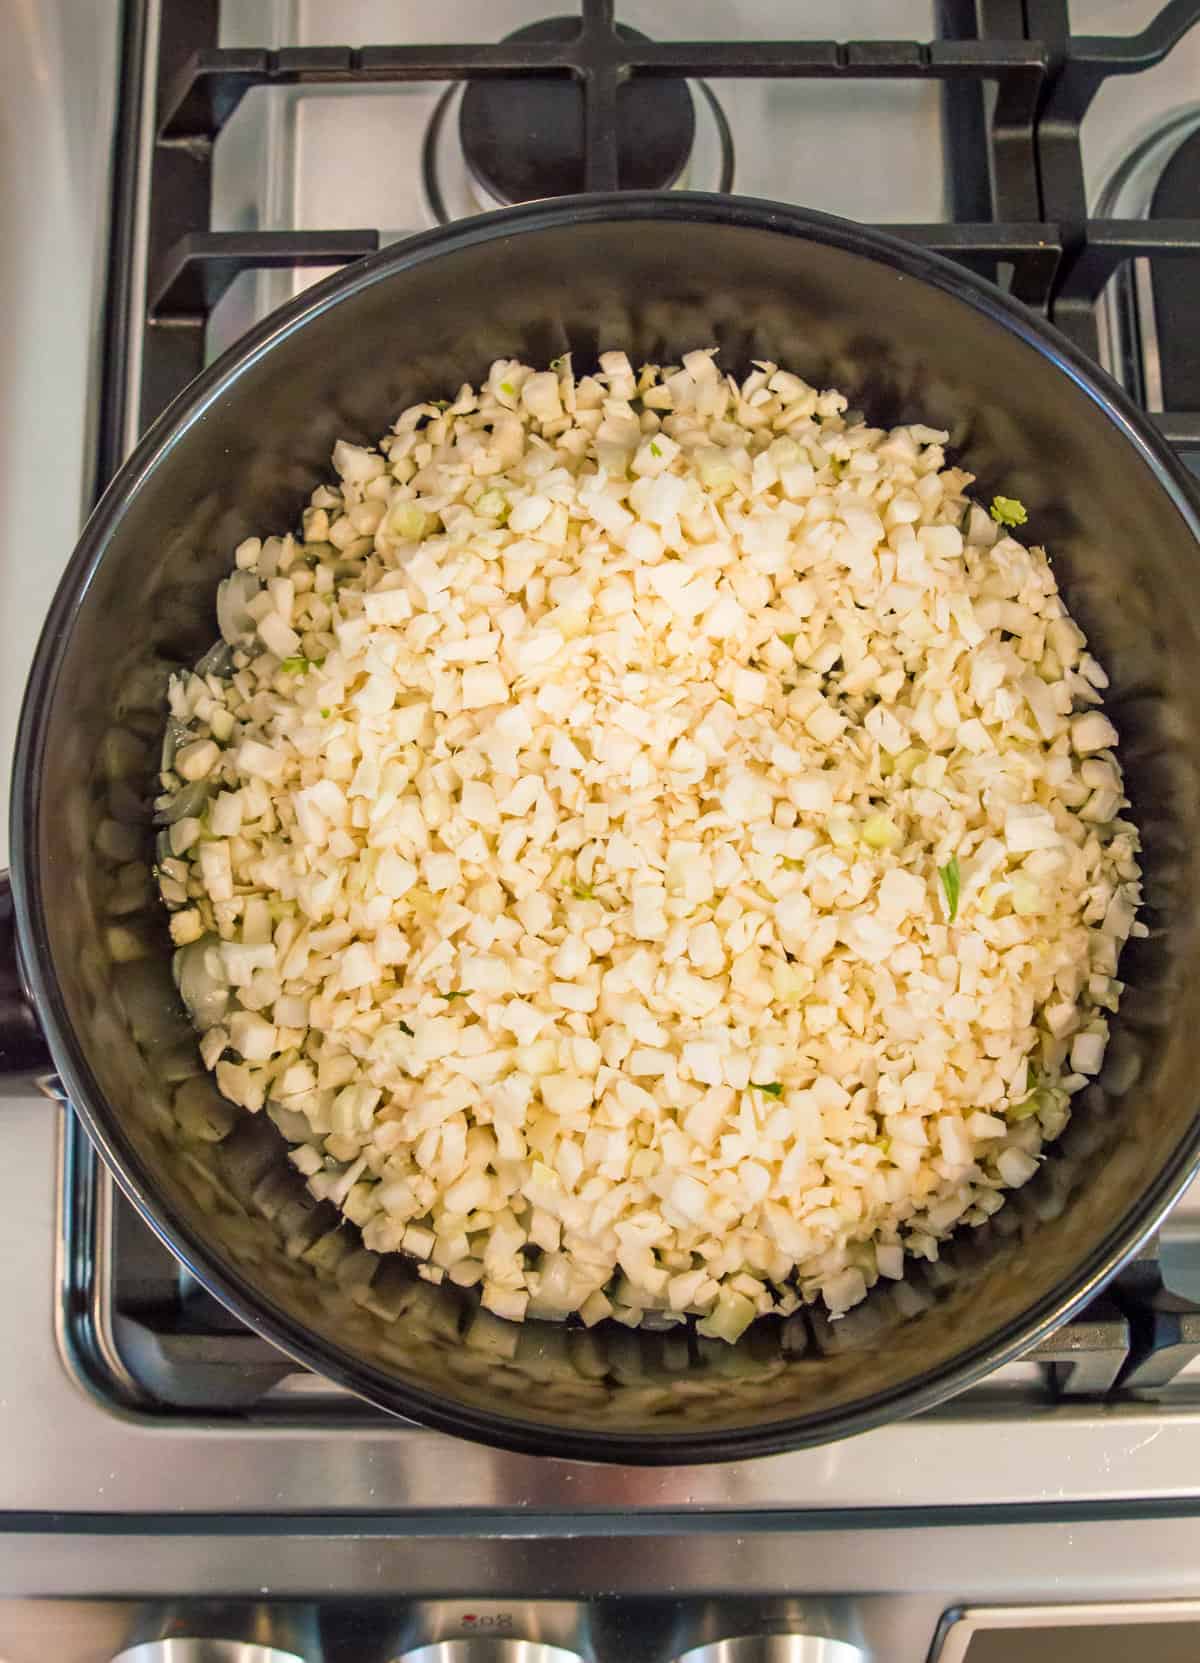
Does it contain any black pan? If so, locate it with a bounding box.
[3,195,1200,1464]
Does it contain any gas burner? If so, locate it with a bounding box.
[462,17,694,206]
[422,17,734,225]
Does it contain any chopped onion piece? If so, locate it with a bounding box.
[157,350,1139,1337]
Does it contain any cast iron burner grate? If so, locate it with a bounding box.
[68,0,1200,1419]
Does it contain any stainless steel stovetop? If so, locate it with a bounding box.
[4,2,1200,1658]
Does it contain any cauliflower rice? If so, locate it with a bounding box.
[155,348,1144,1341]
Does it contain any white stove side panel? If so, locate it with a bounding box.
[0,0,119,867]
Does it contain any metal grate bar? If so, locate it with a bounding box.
[888,222,1061,307]
[936,0,1043,223]
[578,0,621,192]
[1045,0,1200,126]
[145,223,1064,334]
[148,230,381,321]
[1026,1296,1130,1397]
[94,0,152,491]
[1053,221,1200,356]
[158,39,1047,144]
[139,0,219,436]
[1057,220,1200,305]
[1029,0,1200,358]
[940,0,1000,221]
[1114,1248,1200,1392]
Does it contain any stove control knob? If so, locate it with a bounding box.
[397,1645,583,1663]
[112,1645,308,1663]
[673,1641,868,1663]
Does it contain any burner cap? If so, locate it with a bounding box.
[459,17,696,206]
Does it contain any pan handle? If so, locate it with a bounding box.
[0,871,55,1095]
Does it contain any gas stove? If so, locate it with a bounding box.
[4,2,1200,1659]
